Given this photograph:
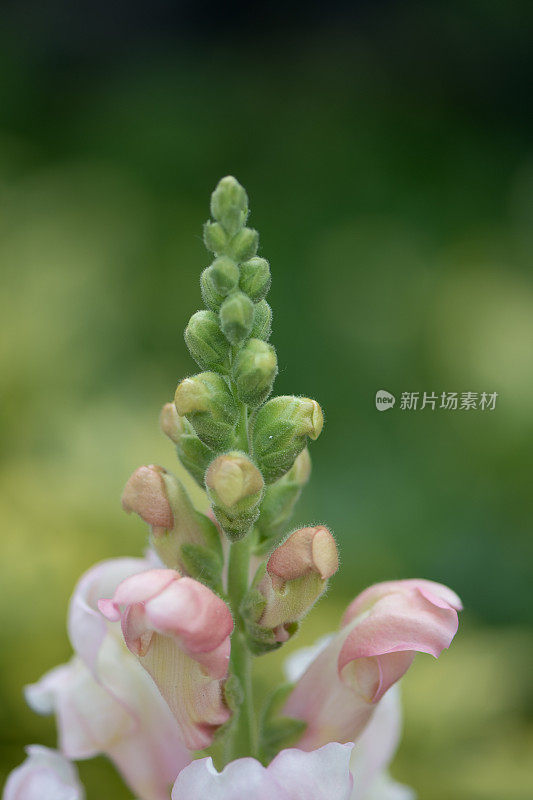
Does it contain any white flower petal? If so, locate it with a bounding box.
[2,746,84,800]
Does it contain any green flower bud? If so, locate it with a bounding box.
[206,451,265,541]
[160,403,214,486]
[203,221,229,255]
[219,291,254,345]
[251,300,272,341]
[210,176,249,236]
[184,310,230,372]
[200,268,224,311]
[207,256,240,296]
[174,372,238,451]
[228,227,259,262]
[251,396,324,483]
[232,338,278,407]
[239,257,271,302]
[255,448,311,552]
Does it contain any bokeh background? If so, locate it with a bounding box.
[1,1,532,797]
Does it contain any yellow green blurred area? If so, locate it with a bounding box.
[1,1,532,796]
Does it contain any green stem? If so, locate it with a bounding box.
[227,537,257,760]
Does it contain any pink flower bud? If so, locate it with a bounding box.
[121,465,222,584]
[283,578,462,751]
[267,525,339,584]
[99,568,234,750]
[122,465,173,531]
[254,527,338,643]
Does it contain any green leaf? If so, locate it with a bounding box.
[179,543,223,594]
[258,683,307,764]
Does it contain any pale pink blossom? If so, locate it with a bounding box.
[171,741,354,800]
[2,746,84,800]
[285,640,415,799]
[26,557,190,800]
[283,579,462,750]
[99,567,234,750]
[349,686,414,800]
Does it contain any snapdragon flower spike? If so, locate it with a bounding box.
[98,568,234,751]
[256,526,339,643]
[283,579,462,751]
[2,746,85,800]
[121,464,223,591]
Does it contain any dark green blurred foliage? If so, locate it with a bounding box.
[1,1,532,797]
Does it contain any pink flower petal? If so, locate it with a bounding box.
[284,578,461,750]
[171,742,353,800]
[98,568,234,750]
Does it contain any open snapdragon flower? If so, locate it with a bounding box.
[5,177,462,800]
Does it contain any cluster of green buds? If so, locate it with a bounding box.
[172,176,324,545]
[124,177,334,761]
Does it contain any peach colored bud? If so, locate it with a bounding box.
[267,526,339,584]
[252,526,339,643]
[122,465,173,531]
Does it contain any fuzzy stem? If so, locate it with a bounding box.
[227,536,257,759]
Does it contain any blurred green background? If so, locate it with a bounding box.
[1,1,532,797]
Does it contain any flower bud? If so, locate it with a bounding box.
[205,451,265,541]
[203,221,229,255]
[255,448,312,552]
[160,403,214,486]
[251,299,272,341]
[206,256,240,296]
[243,526,338,652]
[239,257,271,302]
[260,526,338,636]
[184,310,230,372]
[228,227,259,262]
[121,465,223,590]
[219,291,254,345]
[174,372,238,451]
[200,268,224,311]
[252,396,324,483]
[122,464,173,531]
[232,338,278,407]
[210,176,249,236]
